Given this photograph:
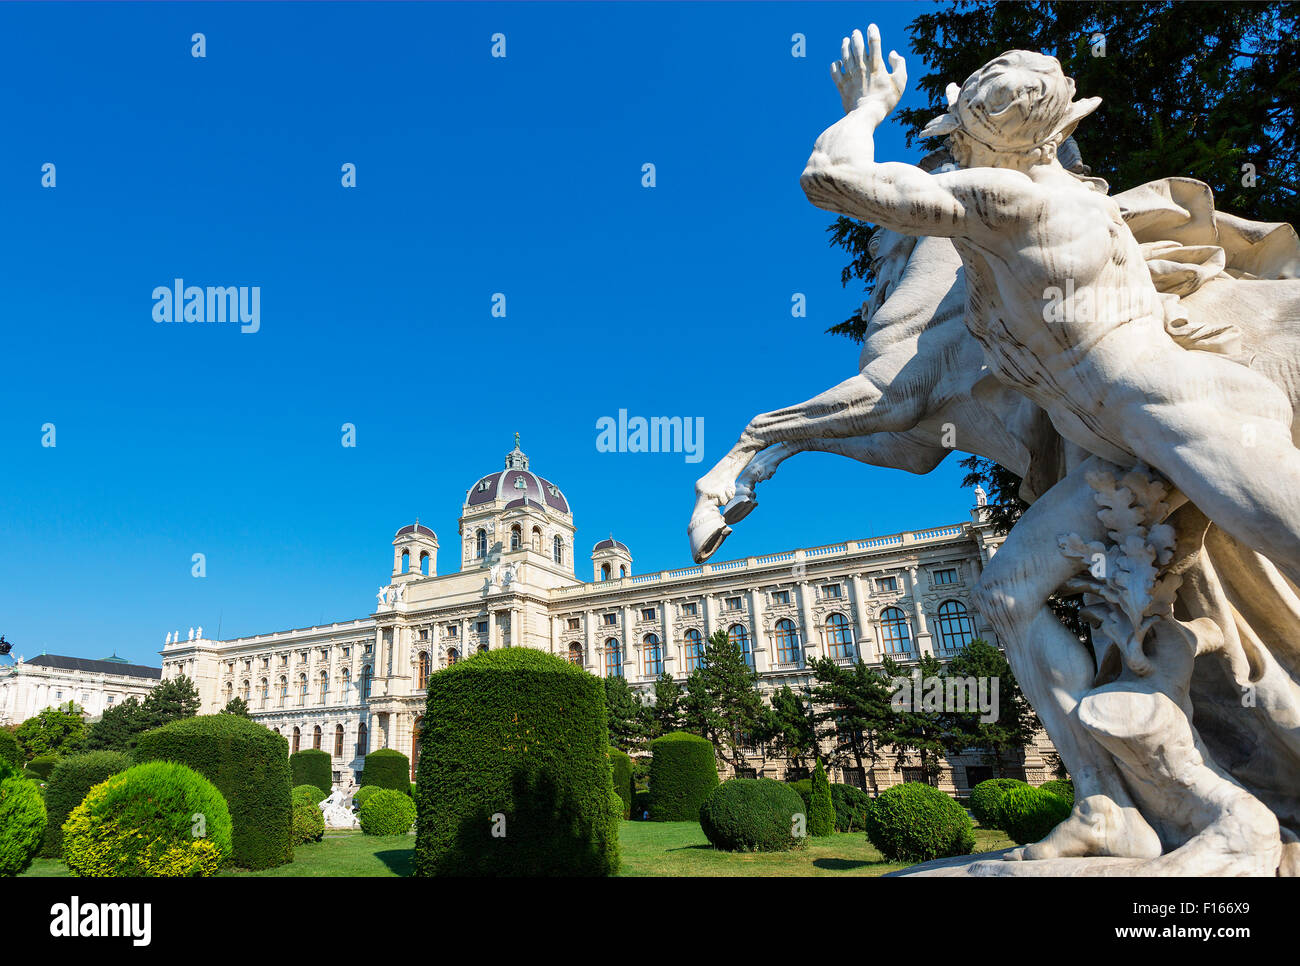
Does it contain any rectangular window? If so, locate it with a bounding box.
[641,607,656,622]
[567,617,581,630]
[418,629,428,641]
[934,568,958,585]
[877,576,898,593]
[682,602,698,617]
[446,625,458,637]
[603,613,617,626]
[823,584,842,599]
[771,590,790,605]
[476,621,489,635]
[725,596,742,611]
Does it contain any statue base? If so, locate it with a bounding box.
[887,848,1152,877]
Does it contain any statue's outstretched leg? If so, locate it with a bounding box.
[974,455,1163,860]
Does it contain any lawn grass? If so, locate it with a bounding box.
[21,823,1014,877]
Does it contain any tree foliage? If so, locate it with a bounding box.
[14,702,86,760]
[682,631,769,773]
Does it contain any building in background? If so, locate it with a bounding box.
[0,653,161,726]
[160,439,1053,792]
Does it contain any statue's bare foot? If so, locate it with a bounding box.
[688,502,732,563]
[1004,795,1162,861]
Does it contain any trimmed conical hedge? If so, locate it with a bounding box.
[290,748,333,796]
[414,648,620,876]
[647,732,718,821]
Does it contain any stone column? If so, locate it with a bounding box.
[748,586,768,672]
[796,581,817,663]
[906,566,934,656]
[585,609,596,672]
[850,573,872,662]
[622,605,636,678]
[660,600,674,673]
[549,615,559,655]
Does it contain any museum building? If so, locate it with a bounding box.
[159,439,1054,794]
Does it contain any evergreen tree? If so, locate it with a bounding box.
[141,674,201,728]
[809,656,892,784]
[880,655,953,787]
[603,674,647,753]
[220,696,251,718]
[682,630,769,774]
[942,639,1041,777]
[808,758,836,837]
[644,671,684,739]
[764,685,818,772]
[82,695,148,753]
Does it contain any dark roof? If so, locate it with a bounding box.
[466,470,570,514]
[26,654,161,679]
[395,523,437,539]
[593,537,630,554]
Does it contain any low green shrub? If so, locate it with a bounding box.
[293,784,327,805]
[648,732,718,822]
[996,786,1072,845]
[865,782,976,863]
[787,778,813,812]
[358,789,417,835]
[1038,779,1075,806]
[0,776,47,875]
[353,785,382,808]
[360,749,411,792]
[808,760,835,837]
[291,798,325,845]
[699,778,807,852]
[970,778,1029,827]
[289,749,332,796]
[610,749,633,820]
[41,751,131,857]
[62,761,232,876]
[830,783,872,832]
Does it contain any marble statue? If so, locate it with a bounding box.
[320,783,360,829]
[377,586,387,607]
[974,485,987,508]
[691,24,1300,876]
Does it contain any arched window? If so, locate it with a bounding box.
[510,524,521,551]
[292,726,301,754]
[643,634,663,677]
[224,681,233,703]
[240,680,250,702]
[880,606,913,654]
[937,600,976,652]
[313,725,322,750]
[445,647,459,668]
[775,619,801,665]
[605,638,623,678]
[476,529,487,558]
[342,667,351,695]
[319,670,329,703]
[601,563,611,581]
[553,536,564,564]
[418,650,430,687]
[532,527,542,552]
[420,551,430,576]
[356,722,368,757]
[260,678,269,708]
[567,642,583,666]
[334,724,344,758]
[826,613,854,660]
[728,624,753,668]
[684,628,704,672]
[361,665,372,699]
[620,565,628,578]
[298,673,308,707]
[401,549,410,573]
[278,676,288,707]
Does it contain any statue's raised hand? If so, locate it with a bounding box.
[832,24,907,117]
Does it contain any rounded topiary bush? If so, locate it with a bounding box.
[352,785,381,808]
[293,784,327,805]
[62,761,231,877]
[291,798,325,845]
[41,750,131,858]
[0,776,47,875]
[610,749,633,820]
[290,749,333,796]
[135,714,292,869]
[360,749,411,792]
[808,761,835,837]
[996,785,1072,845]
[831,783,872,832]
[26,754,59,781]
[648,732,719,822]
[415,648,620,876]
[787,778,813,812]
[865,782,976,863]
[359,788,417,835]
[970,778,1029,827]
[700,778,806,852]
[0,729,22,772]
[1038,779,1075,806]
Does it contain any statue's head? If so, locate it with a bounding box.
[922,50,1101,170]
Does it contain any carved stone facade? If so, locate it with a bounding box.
[161,441,1051,792]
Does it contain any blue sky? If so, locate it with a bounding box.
[0,1,974,667]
